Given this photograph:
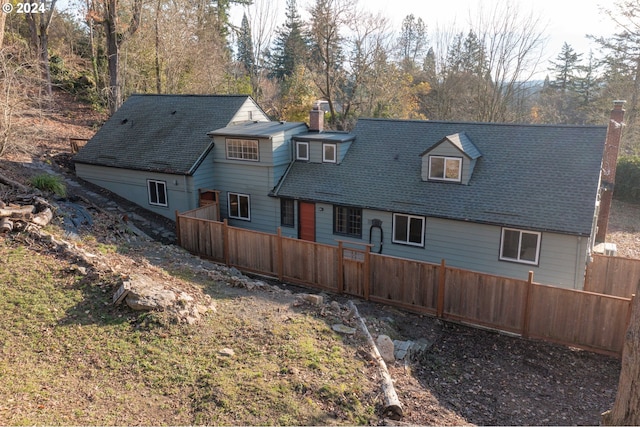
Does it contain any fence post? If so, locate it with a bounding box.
[363,245,371,301]
[175,210,181,246]
[277,227,284,282]
[223,218,230,266]
[337,241,344,294]
[522,271,534,339]
[437,259,446,318]
[626,293,636,331]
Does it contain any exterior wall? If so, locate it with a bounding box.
[210,131,296,234]
[230,99,270,123]
[302,140,352,164]
[421,142,475,184]
[75,163,192,220]
[308,203,587,288]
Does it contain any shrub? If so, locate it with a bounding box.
[614,156,640,204]
[30,174,67,197]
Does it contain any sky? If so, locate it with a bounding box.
[231,0,620,78]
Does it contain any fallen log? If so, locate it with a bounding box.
[0,205,35,217]
[0,218,13,233]
[0,172,30,192]
[32,208,53,227]
[348,300,403,420]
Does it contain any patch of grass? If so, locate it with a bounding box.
[30,173,67,197]
[0,239,377,425]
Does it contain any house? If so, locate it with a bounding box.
[74,94,271,218]
[76,95,621,290]
[270,105,619,289]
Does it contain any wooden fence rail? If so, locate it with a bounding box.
[176,209,633,357]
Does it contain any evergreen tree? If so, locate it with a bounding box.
[549,42,581,92]
[237,13,254,75]
[268,0,308,80]
[397,14,427,71]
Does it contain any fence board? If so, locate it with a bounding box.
[527,284,629,354]
[369,254,439,313]
[585,254,640,297]
[281,238,338,291]
[444,268,527,333]
[227,227,277,276]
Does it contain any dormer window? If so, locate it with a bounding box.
[226,138,259,161]
[296,141,309,161]
[323,143,337,163]
[429,156,461,182]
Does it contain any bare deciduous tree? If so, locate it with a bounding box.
[25,0,58,96]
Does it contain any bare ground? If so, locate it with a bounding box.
[0,90,633,425]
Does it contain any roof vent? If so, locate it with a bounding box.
[171,110,177,115]
[121,119,128,125]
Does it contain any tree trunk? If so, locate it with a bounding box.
[602,293,640,425]
[0,0,8,49]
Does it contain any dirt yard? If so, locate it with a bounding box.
[0,90,633,425]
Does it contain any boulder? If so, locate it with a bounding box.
[376,335,395,363]
[124,275,177,311]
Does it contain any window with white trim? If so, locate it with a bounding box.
[392,213,425,246]
[323,143,337,163]
[500,228,541,265]
[429,156,462,182]
[296,141,309,161]
[228,193,250,221]
[226,138,259,161]
[148,180,167,207]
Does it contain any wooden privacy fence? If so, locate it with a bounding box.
[176,210,634,357]
[585,254,640,297]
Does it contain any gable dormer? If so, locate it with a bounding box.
[420,132,482,185]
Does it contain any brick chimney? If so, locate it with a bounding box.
[309,102,324,132]
[595,100,626,243]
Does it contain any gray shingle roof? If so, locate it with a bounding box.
[274,118,607,236]
[74,94,256,174]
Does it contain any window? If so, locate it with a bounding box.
[392,213,425,246]
[500,228,541,265]
[429,156,462,182]
[148,180,167,207]
[296,141,309,161]
[281,198,295,227]
[323,143,337,163]
[228,193,250,220]
[226,138,259,161]
[333,206,362,237]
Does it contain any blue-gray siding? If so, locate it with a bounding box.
[307,203,588,288]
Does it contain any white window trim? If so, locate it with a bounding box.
[323,143,337,163]
[226,138,259,162]
[392,213,426,247]
[429,156,462,182]
[227,192,251,221]
[147,179,168,207]
[296,141,309,161]
[499,228,541,265]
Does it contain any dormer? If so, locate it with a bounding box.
[420,132,482,185]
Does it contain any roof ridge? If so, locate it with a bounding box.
[356,117,607,129]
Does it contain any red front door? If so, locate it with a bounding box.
[299,202,315,242]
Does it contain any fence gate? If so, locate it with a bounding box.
[337,241,371,299]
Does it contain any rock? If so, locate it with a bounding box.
[219,348,235,357]
[330,301,342,310]
[301,293,323,306]
[123,275,177,311]
[376,335,395,363]
[332,324,357,334]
